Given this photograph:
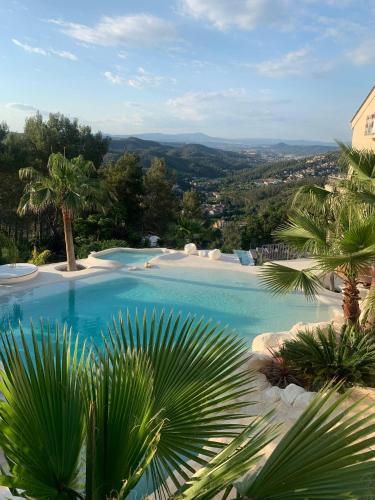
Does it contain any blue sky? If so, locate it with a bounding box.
[1,0,374,141]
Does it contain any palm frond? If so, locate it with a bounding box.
[85,349,163,499]
[259,262,323,300]
[292,184,333,209]
[173,413,279,499]
[275,211,328,253]
[338,142,375,182]
[104,309,253,497]
[242,386,375,498]
[0,323,86,498]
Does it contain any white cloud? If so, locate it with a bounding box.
[254,48,333,77]
[104,71,125,85]
[347,39,375,65]
[180,0,290,30]
[50,49,78,61]
[12,38,77,60]
[103,67,175,89]
[48,14,178,47]
[166,88,285,124]
[6,102,49,115]
[12,38,47,55]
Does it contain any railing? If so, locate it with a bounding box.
[253,243,308,262]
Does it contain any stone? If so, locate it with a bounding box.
[208,249,221,260]
[293,391,316,409]
[246,351,272,371]
[252,372,271,391]
[251,331,291,354]
[198,249,207,257]
[280,383,306,406]
[184,243,197,255]
[264,386,281,403]
[288,321,330,337]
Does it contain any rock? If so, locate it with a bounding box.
[208,249,221,260]
[251,331,291,354]
[280,383,306,406]
[288,321,331,337]
[264,386,281,403]
[198,249,207,257]
[184,243,197,255]
[293,391,316,409]
[246,352,272,371]
[252,372,271,391]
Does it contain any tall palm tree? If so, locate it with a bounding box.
[18,153,110,271]
[260,207,375,325]
[1,311,375,499]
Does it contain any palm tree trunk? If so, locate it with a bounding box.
[62,208,77,272]
[342,279,360,325]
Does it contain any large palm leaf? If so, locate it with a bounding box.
[104,309,253,497]
[85,349,163,499]
[0,324,86,498]
[175,386,375,499]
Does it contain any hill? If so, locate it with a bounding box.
[107,137,259,178]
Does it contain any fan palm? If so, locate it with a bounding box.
[0,310,253,498]
[1,313,375,499]
[18,153,111,271]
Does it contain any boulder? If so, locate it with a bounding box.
[198,250,207,257]
[252,372,271,391]
[247,352,272,371]
[293,391,316,409]
[251,331,291,354]
[208,249,221,260]
[264,386,281,403]
[280,383,305,406]
[288,321,331,337]
[184,243,197,255]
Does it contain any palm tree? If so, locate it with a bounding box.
[1,311,375,499]
[260,206,375,325]
[18,153,110,271]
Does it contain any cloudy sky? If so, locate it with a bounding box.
[1,0,373,141]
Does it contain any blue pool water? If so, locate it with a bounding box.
[0,266,335,346]
[96,249,164,265]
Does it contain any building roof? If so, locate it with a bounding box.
[351,85,375,124]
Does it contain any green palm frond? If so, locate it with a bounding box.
[292,184,333,208]
[260,262,322,300]
[242,386,375,498]
[339,142,375,182]
[173,413,279,499]
[85,349,163,499]
[0,323,86,498]
[104,309,253,496]
[275,211,328,253]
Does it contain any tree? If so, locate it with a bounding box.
[182,189,203,220]
[18,153,111,271]
[103,153,144,239]
[24,112,109,168]
[260,205,375,324]
[1,312,375,499]
[222,221,242,252]
[143,158,178,236]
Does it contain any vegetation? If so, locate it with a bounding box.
[28,247,51,266]
[278,325,375,390]
[18,153,111,271]
[0,316,375,498]
[0,232,18,264]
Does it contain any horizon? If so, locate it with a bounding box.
[1,0,373,142]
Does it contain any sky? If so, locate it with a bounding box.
[1,0,374,142]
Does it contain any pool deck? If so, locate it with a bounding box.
[0,250,342,309]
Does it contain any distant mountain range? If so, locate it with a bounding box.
[109,132,337,148]
[107,136,338,180]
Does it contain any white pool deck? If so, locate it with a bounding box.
[0,249,342,310]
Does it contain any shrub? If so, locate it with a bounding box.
[278,325,375,390]
[28,247,51,266]
[76,239,129,259]
[260,350,305,388]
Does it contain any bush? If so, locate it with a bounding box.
[278,325,375,390]
[76,239,129,259]
[260,351,305,388]
[28,247,51,266]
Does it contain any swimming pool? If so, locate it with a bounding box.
[95,249,165,266]
[0,265,336,346]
